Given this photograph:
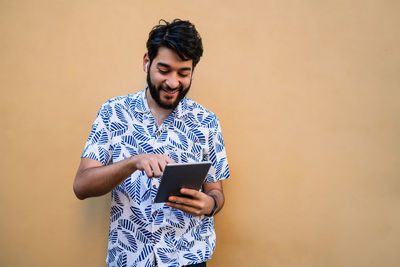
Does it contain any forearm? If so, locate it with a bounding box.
[73,157,137,200]
[73,154,174,200]
[205,188,225,215]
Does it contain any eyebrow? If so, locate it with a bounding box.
[156,62,192,72]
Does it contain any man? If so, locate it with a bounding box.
[73,19,230,267]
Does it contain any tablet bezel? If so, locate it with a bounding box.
[154,161,212,203]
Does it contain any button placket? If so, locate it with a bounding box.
[156,126,167,138]
[150,178,160,223]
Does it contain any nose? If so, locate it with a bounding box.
[165,73,180,89]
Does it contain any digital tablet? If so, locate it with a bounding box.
[154,162,212,203]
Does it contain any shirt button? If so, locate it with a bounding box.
[156,131,160,136]
[153,239,157,243]
[153,211,157,216]
[153,185,157,189]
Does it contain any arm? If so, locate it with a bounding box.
[166,181,225,216]
[166,119,229,216]
[73,154,174,200]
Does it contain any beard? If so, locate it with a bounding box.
[147,70,191,110]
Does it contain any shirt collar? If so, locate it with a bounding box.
[175,96,188,119]
[134,88,151,114]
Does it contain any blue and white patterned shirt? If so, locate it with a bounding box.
[81,89,230,267]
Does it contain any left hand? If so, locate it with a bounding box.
[166,188,214,216]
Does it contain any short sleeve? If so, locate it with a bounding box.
[81,102,113,165]
[205,117,230,183]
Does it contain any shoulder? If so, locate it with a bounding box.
[102,91,140,108]
[180,97,220,129]
[99,90,144,112]
[94,91,143,123]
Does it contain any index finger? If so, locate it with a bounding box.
[160,155,175,171]
[180,188,200,197]
[165,155,175,164]
[168,194,196,206]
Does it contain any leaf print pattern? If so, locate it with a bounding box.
[81,89,230,267]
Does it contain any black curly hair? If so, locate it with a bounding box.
[146,19,203,67]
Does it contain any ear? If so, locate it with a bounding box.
[143,53,150,72]
[192,65,196,78]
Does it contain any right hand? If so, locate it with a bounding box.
[132,154,175,178]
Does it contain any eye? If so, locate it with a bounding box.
[158,68,169,74]
[178,72,190,78]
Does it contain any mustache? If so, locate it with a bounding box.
[162,85,183,92]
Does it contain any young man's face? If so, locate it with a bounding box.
[145,47,194,109]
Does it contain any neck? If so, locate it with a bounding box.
[146,89,174,127]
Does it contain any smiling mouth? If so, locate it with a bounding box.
[162,85,181,94]
[161,89,179,97]
[163,88,178,92]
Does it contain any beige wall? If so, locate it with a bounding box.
[1,0,399,266]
